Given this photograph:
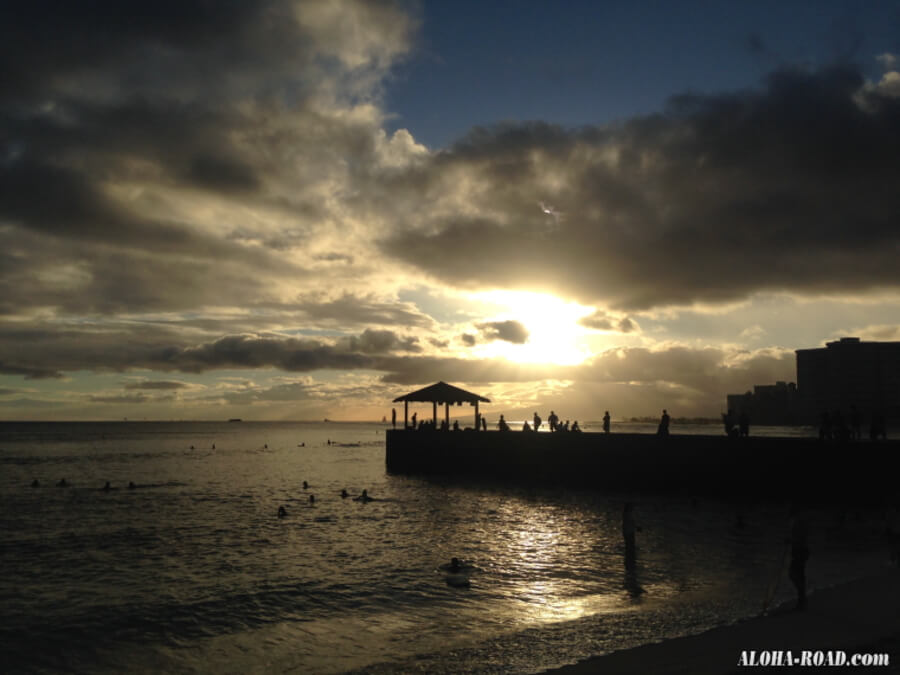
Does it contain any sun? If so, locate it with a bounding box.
[471,290,596,365]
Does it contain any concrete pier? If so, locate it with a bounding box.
[386,429,899,500]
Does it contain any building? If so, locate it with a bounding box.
[796,337,900,423]
[726,381,800,425]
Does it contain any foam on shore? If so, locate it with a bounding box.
[542,569,900,674]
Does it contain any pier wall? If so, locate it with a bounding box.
[385,430,899,501]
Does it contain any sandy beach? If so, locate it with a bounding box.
[543,569,900,674]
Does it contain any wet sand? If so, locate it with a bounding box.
[543,568,900,674]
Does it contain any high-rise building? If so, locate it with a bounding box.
[796,337,900,422]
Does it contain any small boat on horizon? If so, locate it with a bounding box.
[228,418,242,422]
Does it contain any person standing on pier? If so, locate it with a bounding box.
[548,410,559,432]
[603,411,611,434]
[533,412,542,432]
[391,408,396,429]
[657,409,670,436]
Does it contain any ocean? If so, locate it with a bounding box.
[0,421,891,674]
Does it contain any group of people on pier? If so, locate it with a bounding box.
[819,406,887,441]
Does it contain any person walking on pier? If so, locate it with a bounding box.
[603,411,611,434]
[391,408,396,429]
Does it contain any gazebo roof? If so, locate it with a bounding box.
[392,381,490,405]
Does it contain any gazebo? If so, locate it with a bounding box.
[392,381,490,430]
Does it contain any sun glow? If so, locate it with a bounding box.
[471,290,595,365]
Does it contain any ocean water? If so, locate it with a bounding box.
[0,421,891,674]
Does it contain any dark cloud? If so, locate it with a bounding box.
[344,329,421,353]
[579,311,638,333]
[124,380,190,390]
[460,333,477,347]
[381,65,900,310]
[476,320,529,344]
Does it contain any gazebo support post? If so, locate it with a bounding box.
[433,401,437,426]
[404,400,408,429]
[445,402,449,428]
[475,402,479,431]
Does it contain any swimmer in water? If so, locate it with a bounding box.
[57,478,68,488]
[353,489,373,502]
[449,557,462,573]
[128,481,136,489]
[102,481,111,491]
[277,506,287,518]
[309,494,315,505]
[302,481,309,490]
[31,479,39,488]
[341,489,349,498]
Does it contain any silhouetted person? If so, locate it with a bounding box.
[498,415,510,431]
[440,419,449,431]
[603,411,611,434]
[739,411,750,437]
[832,409,847,442]
[533,412,542,432]
[562,419,570,432]
[302,481,309,490]
[657,410,670,436]
[571,420,581,432]
[448,557,462,573]
[481,416,487,432]
[277,506,287,518]
[31,479,39,488]
[102,481,111,491]
[354,489,373,502]
[623,503,639,571]
[128,481,136,489]
[522,421,532,432]
[57,478,68,487]
[411,412,417,429]
[391,408,397,429]
[548,410,559,432]
[309,494,315,505]
[788,505,810,610]
[452,420,460,431]
[722,409,735,436]
[341,489,349,498]
[212,443,215,449]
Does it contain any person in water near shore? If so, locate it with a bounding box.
[57,478,68,487]
[341,489,349,498]
[354,489,374,502]
[31,479,39,487]
[603,411,611,433]
[309,494,315,505]
[128,481,136,489]
[303,481,309,489]
[787,505,810,610]
[102,481,111,491]
[622,502,640,571]
[277,506,287,518]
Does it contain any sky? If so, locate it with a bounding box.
[2,0,900,422]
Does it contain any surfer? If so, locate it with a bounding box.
[354,489,374,503]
